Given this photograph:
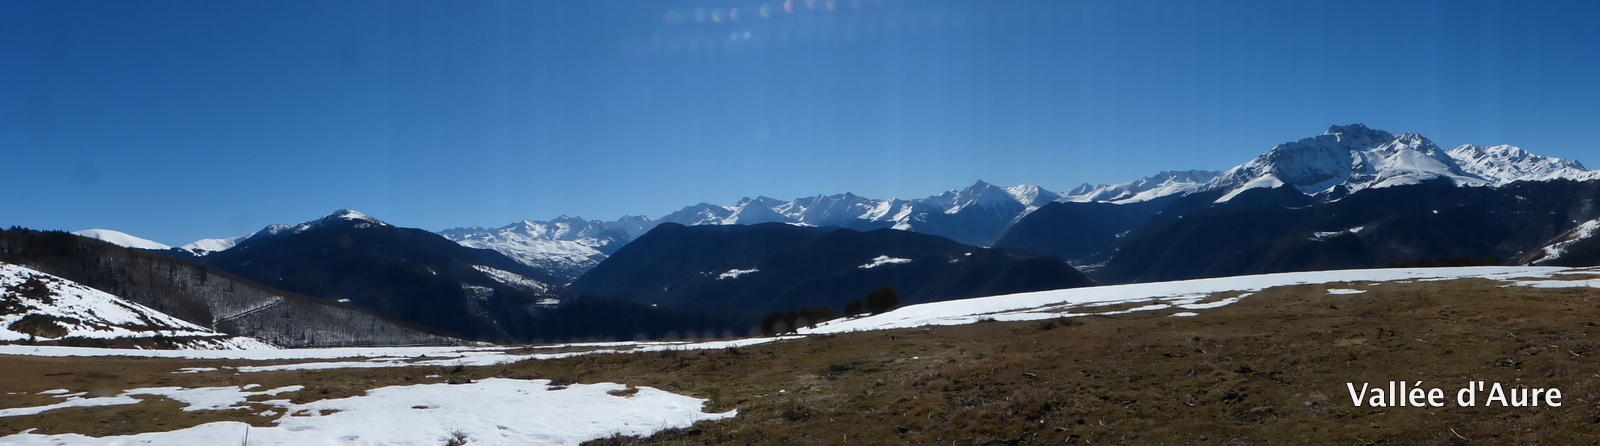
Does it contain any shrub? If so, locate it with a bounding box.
[865,286,901,315]
[844,299,863,316]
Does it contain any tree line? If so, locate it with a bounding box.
[757,285,902,335]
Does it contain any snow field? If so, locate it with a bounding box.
[0,379,732,446]
[800,266,1570,334]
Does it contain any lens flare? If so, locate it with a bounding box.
[784,0,794,13]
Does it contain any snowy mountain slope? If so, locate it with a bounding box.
[175,234,248,256]
[1200,124,1599,203]
[1523,218,1600,266]
[69,229,171,250]
[651,180,1067,246]
[1202,124,1487,202]
[1448,144,1600,184]
[0,262,259,346]
[439,216,642,284]
[1060,170,1222,203]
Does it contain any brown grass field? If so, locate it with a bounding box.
[5,276,1600,444]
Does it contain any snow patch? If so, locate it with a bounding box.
[0,379,732,446]
[471,265,554,293]
[1311,226,1365,241]
[0,395,142,418]
[801,267,1559,334]
[858,255,913,269]
[715,268,760,280]
[1215,174,1285,203]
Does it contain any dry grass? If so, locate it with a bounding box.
[6,277,1600,444]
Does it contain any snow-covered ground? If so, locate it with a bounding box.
[800,266,1571,334]
[0,379,732,446]
[4,266,1588,364]
[0,337,798,373]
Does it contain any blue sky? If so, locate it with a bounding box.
[4,0,1599,245]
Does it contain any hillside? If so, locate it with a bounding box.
[0,228,459,347]
[569,223,1094,326]
[202,211,739,342]
[0,262,265,349]
[1098,179,1600,282]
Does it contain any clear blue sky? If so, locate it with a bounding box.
[4,0,1599,245]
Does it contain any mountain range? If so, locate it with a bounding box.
[568,222,1095,329]
[44,123,1600,346]
[435,177,1225,283]
[431,124,1599,282]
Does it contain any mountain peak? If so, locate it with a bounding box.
[1325,123,1383,137]
[1318,123,1396,149]
[307,209,391,230]
[1199,124,1600,203]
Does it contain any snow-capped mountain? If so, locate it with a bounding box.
[1,262,266,348]
[657,180,1061,236]
[71,229,171,250]
[1448,144,1600,185]
[176,235,249,256]
[288,209,392,230]
[197,210,391,255]
[1200,124,1598,203]
[1202,124,1479,202]
[453,182,1073,279]
[439,216,643,284]
[446,124,1598,280]
[78,210,397,259]
[1060,170,1222,203]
